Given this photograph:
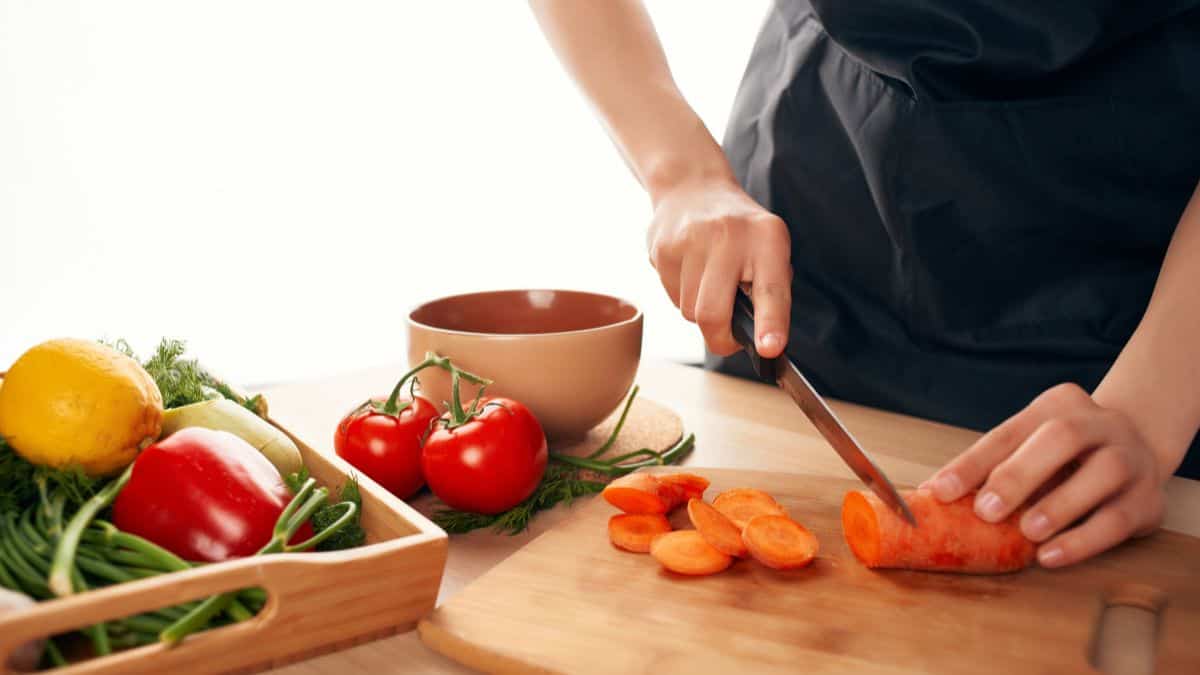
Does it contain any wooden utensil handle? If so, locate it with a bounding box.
[0,552,296,671]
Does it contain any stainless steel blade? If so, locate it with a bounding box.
[774,358,917,526]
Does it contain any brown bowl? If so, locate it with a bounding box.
[407,290,642,442]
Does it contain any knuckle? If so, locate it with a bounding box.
[950,453,987,485]
[1042,417,1084,450]
[987,462,1026,496]
[1044,382,1089,407]
[754,280,792,303]
[648,241,671,267]
[985,422,1021,454]
[694,307,726,330]
[1105,505,1137,536]
[1093,447,1132,479]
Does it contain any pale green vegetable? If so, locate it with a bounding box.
[161,399,302,476]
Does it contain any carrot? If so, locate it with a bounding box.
[841,489,1036,574]
[602,473,668,514]
[603,473,708,514]
[608,514,672,554]
[712,488,787,530]
[742,514,819,570]
[687,499,748,558]
[657,473,711,502]
[649,530,733,576]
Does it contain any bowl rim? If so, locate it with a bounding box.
[407,288,643,338]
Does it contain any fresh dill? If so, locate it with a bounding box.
[105,338,264,414]
[432,463,606,535]
[285,468,366,551]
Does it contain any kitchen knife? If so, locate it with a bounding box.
[730,287,917,525]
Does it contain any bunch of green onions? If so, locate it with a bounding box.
[0,470,354,666]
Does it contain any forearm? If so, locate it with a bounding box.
[1093,181,1200,477]
[529,0,735,201]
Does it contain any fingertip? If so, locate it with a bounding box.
[1037,544,1066,568]
[928,472,964,502]
[757,332,785,358]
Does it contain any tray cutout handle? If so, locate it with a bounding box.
[0,553,285,673]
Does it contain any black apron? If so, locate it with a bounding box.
[713,0,1200,478]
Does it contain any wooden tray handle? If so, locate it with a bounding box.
[0,552,292,670]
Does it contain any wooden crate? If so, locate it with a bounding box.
[0,419,448,674]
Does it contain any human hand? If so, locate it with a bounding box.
[647,177,792,357]
[923,383,1166,568]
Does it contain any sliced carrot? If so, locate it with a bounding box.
[602,473,668,514]
[649,530,733,576]
[654,480,688,512]
[687,499,748,558]
[841,489,1035,574]
[712,488,787,530]
[608,514,672,553]
[657,473,711,502]
[742,514,819,570]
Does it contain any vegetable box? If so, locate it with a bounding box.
[0,418,448,675]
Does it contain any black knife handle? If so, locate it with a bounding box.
[732,287,778,381]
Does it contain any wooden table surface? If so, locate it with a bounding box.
[258,360,1200,675]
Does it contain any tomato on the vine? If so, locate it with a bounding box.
[335,395,439,500]
[422,396,547,514]
[333,358,443,500]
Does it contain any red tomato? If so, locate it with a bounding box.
[334,396,440,500]
[113,427,313,562]
[421,397,548,514]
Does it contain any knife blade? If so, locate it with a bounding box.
[730,287,917,526]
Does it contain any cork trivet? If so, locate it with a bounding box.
[551,396,684,458]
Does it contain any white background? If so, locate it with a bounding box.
[1,2,768,387]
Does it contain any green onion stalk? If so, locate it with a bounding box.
[0,468,356,664]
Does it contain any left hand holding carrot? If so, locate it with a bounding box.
[923,383,1167,569]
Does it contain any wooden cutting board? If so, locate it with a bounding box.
[419,468,1200,674]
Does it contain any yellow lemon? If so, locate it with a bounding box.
[0,338,164,476]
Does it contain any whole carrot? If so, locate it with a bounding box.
[842,489,1035,574]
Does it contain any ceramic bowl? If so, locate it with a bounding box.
[406,289,642,442]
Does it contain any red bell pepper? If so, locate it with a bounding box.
[113,427,313,562]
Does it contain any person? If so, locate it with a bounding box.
[530,1,1200,568]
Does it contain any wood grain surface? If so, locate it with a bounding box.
[419,467,1200,675]
[253,361,1200,675]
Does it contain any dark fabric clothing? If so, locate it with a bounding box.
[714,0,1200,478]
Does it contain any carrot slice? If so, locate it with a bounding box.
[687,499,748,558]
[841,489,1035,574]
[649,530,733,576]
[603,473,668,514]
[657,473,711,502]
[712,488,787,530]
[608,514,672,554]
[742,514,819,570]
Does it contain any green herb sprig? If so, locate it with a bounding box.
[431,387,696,535]
[285,468,366,552]
[432,463,607,535]
[105,338,265,415]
